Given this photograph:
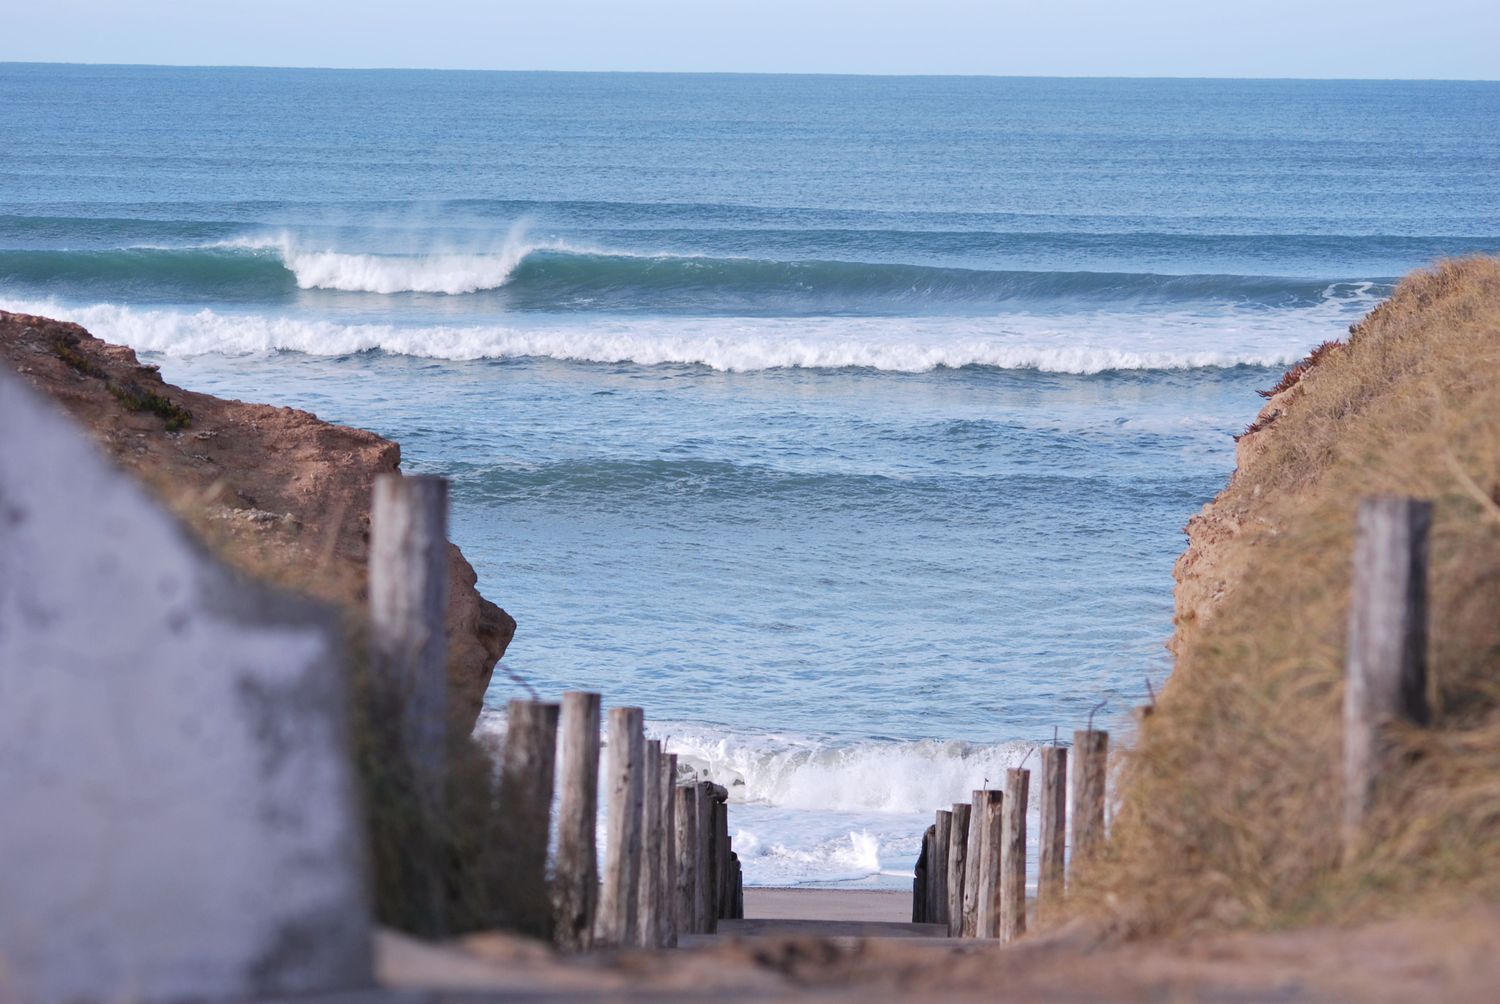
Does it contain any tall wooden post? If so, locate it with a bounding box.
[636,739,663,947]
[1037,745,1068,921]
[1344,496,1431,848]
[1000,768,1029,943]
[658,753,679,947]
[945,803,971,937]
[695,781,716,934]
[597,707,644,946]
[553,691,600,950]
[1071,730,1109,874]
[974,790,1005,938]
[495,699,559,939]
[959,790,985,937]
[930,810,952,929]
[368,474,449,793]
[674,784,697,934]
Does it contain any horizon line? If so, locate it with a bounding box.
[2,59,1497,84]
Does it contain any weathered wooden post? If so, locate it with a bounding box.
[695,781,717,934]
[715,799,731,920]
[974,790,1005,938]
[658,752,679,946]
[636,739,664,947]
[959,790,985,937]
[731,854,744,918]
[368,473,449,793]
[597,707,644,946]
[911,846,925,923]
[674,783,698,934]
[913,825,935,923]
[946,803,970,937]
[930,810,952,930]
[553,691,600,950]
[1344,496,1432,849]
[1038,745,1068,920]
[495,699,560,939]
[1001,768,1030,942]
[1071,729,1109,874]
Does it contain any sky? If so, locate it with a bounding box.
[3,0,1498,79]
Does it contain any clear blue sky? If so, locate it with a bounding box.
[4,0,1497,79]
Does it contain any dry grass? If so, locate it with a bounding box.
[348,648,546,939]
[1069,258,1500,935]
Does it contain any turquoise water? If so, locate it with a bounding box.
[4,64,1498,886]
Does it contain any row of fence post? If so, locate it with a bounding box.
[912,730,1108,941]
[505,697,743,948]
[367,473,741,949]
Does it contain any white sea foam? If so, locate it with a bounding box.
[0,296,1364,374]
[657,722,1037,814]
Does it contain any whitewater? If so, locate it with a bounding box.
[5,65,1498,887]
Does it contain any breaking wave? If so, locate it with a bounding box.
[3,297,1337,374]
[658,723,1040,814]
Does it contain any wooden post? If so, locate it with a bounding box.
[695,781,716,934]
[494,699,560,939]
[911,849,925,922]
[674,784,697,934]
[658,753,678,947]
[636,739,663,947]
[717,798,735,918]
[930,810,952,930]
[913,825,934,923]
[1037,746,1068,921]
[974,790,1005,938]
[553,691,600,950]
[1071,730,1109,874]
[946,802,970,937]
[597,707,644,946]
[1001,768,1029,942]
[368,473,449,792]
[732,854,743,918]
[1344,496,1432,847]
[959,790,985,937]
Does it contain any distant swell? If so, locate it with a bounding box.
[2,298,1331,374]
[0,239,1389,311]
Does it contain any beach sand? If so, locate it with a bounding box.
[743,888,912,923]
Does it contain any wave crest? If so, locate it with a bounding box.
[225,225,545,294]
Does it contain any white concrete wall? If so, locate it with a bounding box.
[0,370,372,1003]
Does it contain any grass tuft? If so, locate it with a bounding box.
[107,381,193,431]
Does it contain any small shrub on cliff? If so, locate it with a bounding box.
[108,381,193,431]
[1257,339,1344,399]
[49,333,107,379]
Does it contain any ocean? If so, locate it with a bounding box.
[4,64,1498,888]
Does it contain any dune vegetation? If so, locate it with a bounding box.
[1074,258,1500,934]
